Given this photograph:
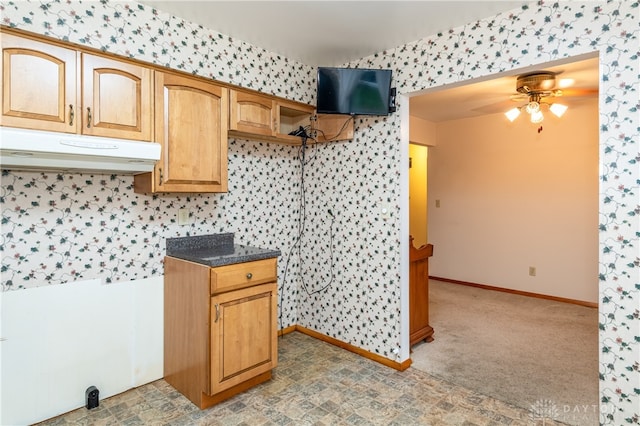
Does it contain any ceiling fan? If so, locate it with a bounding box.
[505,70,597,123]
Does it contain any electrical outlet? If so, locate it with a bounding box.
[435,199,441,208]
[529,266,536,277]
[85,386,99,409]
[178,208,190,226]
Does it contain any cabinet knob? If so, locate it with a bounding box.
[246,273,253,279]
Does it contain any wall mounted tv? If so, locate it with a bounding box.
[316,67,393,116]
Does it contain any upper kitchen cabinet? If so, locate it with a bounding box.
[228,89,315,144]
[229,90,276,137]
[81,54,152,141]
[228,89,353,145]
[1,33,78,133]
[1,31,153,141]
[134,72,228,194]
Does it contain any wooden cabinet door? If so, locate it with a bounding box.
[1,33,78,133]
[229,90,276,137]
[82,54,152,141]
[153,72,228,193]
[210,282,277,394]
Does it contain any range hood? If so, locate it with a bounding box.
[0,127,161,174]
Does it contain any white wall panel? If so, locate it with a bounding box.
[0,277,163,425]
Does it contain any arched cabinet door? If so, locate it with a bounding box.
[135,71,228,193]
[82,54,152,141]
[1,33,78,133]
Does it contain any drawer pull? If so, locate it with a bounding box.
[246,273,253,279]
[214,304,220,323]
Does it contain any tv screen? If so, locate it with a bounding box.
[316,67,392,116]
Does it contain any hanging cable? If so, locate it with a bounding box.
[278,134,338,331]
[312,115,354,143]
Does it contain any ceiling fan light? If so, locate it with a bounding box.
[525,101,540,114]
[550,103,568,117]
[530,110,544,123]
[558,78,575,89]
[505,107,521,122]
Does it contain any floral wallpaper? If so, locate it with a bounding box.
[301,1,639,424]
[0,141,303,324]
[0,0,314,328]
[0,0,638,424]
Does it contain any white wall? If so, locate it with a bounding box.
[427,101,599,303]
[409,143,428,248]
[0,277,163,425]
[409,115,436,146]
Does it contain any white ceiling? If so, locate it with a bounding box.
[138,1,599,121]
[138,1,528,66]
[410,54,600,122]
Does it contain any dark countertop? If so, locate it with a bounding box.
[166,233,280,267]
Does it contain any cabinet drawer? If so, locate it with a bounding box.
[210,258,276,294]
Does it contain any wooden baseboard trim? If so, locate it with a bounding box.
[278,325,296,336]
[293,325,411,371]
[429,276,598,308]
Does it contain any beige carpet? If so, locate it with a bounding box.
[410,280,599,425]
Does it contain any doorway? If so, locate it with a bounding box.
[405,55,600,425]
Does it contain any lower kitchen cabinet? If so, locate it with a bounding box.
[163,256,278,409]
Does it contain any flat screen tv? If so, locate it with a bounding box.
[316,67,393,116]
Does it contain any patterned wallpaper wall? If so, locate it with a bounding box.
[1,1,638,424]
[299,1,639,424]
[0,0,313,327]
[1,141,304,323]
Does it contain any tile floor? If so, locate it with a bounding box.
[37,332,562,425]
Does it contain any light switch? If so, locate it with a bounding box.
[178,208,190,225]
[435,199,441,208]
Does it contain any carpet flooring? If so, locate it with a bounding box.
[410,280,599,425]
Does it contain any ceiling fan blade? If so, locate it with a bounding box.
[556,88,598,97]
[471,99,519,115]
